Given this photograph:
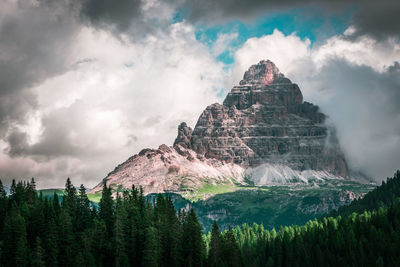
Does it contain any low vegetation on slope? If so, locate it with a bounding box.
[37,188,104,203]
[328,170,400,217]
[220,170,400,266]
[148,179,375,231]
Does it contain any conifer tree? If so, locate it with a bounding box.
[53,192,60,217]
[10,179,16,197]
[27,193,45,250]
[222,226,243,267]
[209,220,222,267]
[2,204,28,267]
[26,178,37,206]
[163,195,182,267]
[76,184,92,232]
[32,237,45,267]
[115,194,129,267]
[99,181,114,238]
[98,181,115,266]
[182,208,205,267]
[44,218,58,267]
[92,219,108,267]
[142,226,158,267]
[0,179,7,235]
[58,210,74,267]
[63,178,76,217]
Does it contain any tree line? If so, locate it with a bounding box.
[1,170,400,266]
[0,178,239,267]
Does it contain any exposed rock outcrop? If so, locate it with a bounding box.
[188,60,348,176]
[90,144,244,194]
[173,122,193,149]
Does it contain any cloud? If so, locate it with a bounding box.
[230,29,311,86]
[306,60,400,181]
[185,0,400,40]
[313,31,400,72]
[350,1,400,40]
[232,29,400,181]
[79,0,180,35]
[0,0,226,188]
[0,0,81,136]
[0,23,227,188]
[80,0,142,32]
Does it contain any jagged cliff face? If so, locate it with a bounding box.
[92,60,350,194]
[176,60,348,176]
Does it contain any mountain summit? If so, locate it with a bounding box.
[176,60,347,175]
[239,59,284,85]
[91,60,352,194]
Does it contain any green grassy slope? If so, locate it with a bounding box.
[38,188,102,203]
[38,178,375,232]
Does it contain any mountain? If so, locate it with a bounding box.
[90,60,374,229]
[92,60,361,195]
[183,60,347,176]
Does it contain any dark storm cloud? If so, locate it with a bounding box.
[351,1,400,40]
[185,0,400,40]
[79,0,181,35]
[0,0,81,136]
[80,0,142,32]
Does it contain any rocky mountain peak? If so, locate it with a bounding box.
[188,59,348,175]
[239,59,286,85]
[173,122,193,149]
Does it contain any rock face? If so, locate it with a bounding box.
[90,143,244,194]
[187,60,348,176]
[92,60,350,194]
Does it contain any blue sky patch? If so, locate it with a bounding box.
[192,7,353,65]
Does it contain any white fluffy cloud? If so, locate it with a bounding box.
[1,22,227,188]
[232,29,400,181]
[231,29,311,84]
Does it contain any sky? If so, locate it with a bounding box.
[0,0,399,188]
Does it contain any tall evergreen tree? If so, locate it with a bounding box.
[53,192,61,218]
[163,195,182,267]
[142,226,158,267]
[0,179,7,235]
[182,209,205,267]
[98,181,115,266]
[58,210,74,267]
[99,181,114,238]
[44,218,58,267]
[2,204,28,267]
[31,237,45,267]
[26,178,37,206]
[208,220,222,267]
[115,194,129,267]
[76,184,92,232]
[92,219,108,267]
[63,178,76,217]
